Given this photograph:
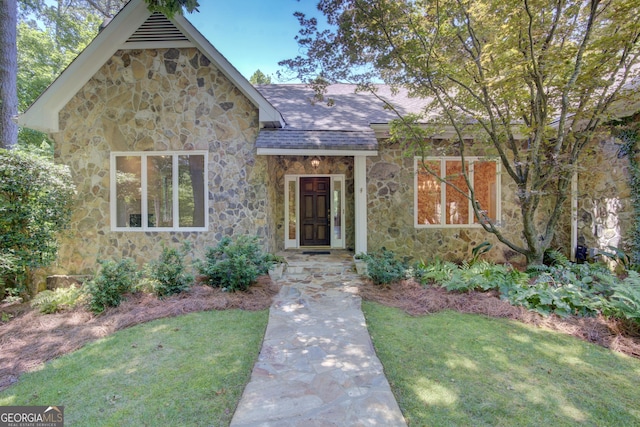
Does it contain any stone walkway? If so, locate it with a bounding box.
[230,251,407,426]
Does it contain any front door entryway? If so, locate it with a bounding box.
[284,174,345,249]
[300,177,330,246]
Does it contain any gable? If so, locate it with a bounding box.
[17,0,283,133]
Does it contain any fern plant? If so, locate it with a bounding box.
[602,270,640,323]
[31,286,83,314]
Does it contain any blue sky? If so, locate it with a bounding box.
[186,1,322,82]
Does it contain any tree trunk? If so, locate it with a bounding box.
[0,0,18,149]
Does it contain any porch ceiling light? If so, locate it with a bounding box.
[311,157,320,169]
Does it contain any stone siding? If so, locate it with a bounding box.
[365,138,637,264]
[366,143,525,264]
[575,136,634,256]
[49,48,272,276]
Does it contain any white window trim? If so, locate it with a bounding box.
[414,156,501,228]
[110,151,208,232]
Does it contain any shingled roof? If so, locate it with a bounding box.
[255,84,430,153]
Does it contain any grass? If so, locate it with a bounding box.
[363,301,640,427]
[0,309,268,427]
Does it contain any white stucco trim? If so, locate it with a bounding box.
[257,148,378,157]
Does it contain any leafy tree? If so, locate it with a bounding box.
[144,0,199,17]
[0,148,75,296]
[250,69,272,85]
[17,3,102,151]
[281,0,640,265]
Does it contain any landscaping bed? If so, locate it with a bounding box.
[0,277,278,391]
[359,279,640,359]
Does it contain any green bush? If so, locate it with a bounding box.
[85,258,138,314]
[31,286,83,314]
[147,245,194,298]
[0,148,75,296]
[503,262,617,317]
[197,236,272,292]
[361,248,408,285]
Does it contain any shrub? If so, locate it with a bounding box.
[198,236,272,292]
[147,245,194,298]
[85,258,138,314]
[361,248,408,285]
[31,286,83,314]
[0,148,75,295]
[503,262,617,317]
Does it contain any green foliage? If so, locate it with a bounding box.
[249,69,272,84]
[413,258,457,285]
[0,149,75,295]
[601,245,640,273]
[146,245,194,298]
[360,248,408,286]
[197,236,272,292]
[431,260,528,293]
[470,241,492,265]
[144,0,199,17]
[31,286,82,314]
[84,259,138,314]
[502,262,617,317]
[601,271,640,324]
[612,125,640,265]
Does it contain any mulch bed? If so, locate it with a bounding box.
[0,277,279,391]
[2,276,640,393]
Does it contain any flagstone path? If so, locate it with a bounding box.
[230,251,407,426]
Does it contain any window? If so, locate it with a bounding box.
[415,157,500,227]
[111,151,207,231]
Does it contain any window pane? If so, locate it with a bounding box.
[445,161,469,224]
[178,155,205,227]
[417,160,441,225]
[288,180,296,240]
[333,182,342,240]
[147,156,173,227]
[473,161,497,224]
[115,156,142,228]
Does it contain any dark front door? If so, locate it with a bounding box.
[300,177,331,246]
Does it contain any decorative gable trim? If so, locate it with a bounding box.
[127,12,189,43]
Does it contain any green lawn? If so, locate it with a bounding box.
[0,309,268,427]
[363,302,640,427]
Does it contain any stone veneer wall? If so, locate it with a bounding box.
[574,136,634,255]
[48,48,273,276]
[269,156,355,251]
[367,137,636,264]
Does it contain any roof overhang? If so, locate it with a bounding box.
[257,148,378,157]
[17,0,283,133]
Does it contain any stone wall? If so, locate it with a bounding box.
[366,143,525,264]
[366,137,636,265]
[575,136,634,255]
[48,48,272,276]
